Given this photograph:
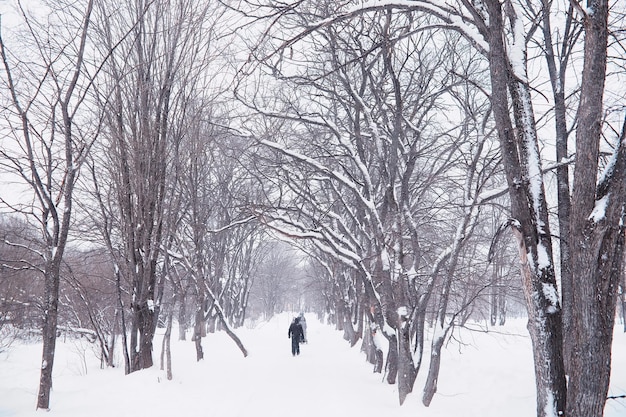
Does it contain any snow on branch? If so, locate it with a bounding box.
[259,139,384,230]
[505,0,528,83]
[258,208,363,267]
[596,113,626,198]
[56,325,97,342]
[245,0,490,71]
[207,216,256,233]
[588,194,610,223]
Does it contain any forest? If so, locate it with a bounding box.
[0,1,625,416]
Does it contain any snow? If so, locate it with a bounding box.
[381,248,391,271]
[347,1,489,53]
[542,282,559,314]
[506,3,528,83]
[536,243,550,270]
[544,389,557,417]
[589,194,609,223]
[516,81,546,240]
[1,314,626,417]
[372,326,385,351]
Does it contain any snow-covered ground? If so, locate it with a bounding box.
[1,314,625,417]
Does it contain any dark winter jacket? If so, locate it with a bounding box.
[288,320,304,343]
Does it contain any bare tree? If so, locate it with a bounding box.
[235,3,504,405]
[248,241,303,319]
[0,0,98,409]
[0,215,43,347]
[167,127,257,358]
[234,0,626,414]
[90,0,223,372]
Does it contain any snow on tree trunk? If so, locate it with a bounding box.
[539,0,574,374]
[397,308,416,405]
[193,299,205,362]
[483,1,567,415]
[422,326,448,407]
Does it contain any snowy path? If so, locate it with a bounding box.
[183,315,405,417]
[1,314,626,417]
[0,315,405,417]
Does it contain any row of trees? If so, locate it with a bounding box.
[0,0,267,409]
[232,3,529,405]
[228,0,626,415]
[0,0,625,416]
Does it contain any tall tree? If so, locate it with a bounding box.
[0,0,98,409]
[92,0,218,371]
[566,1,625,414]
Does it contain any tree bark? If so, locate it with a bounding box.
[193,299,205,362]
[115,267,131,375]
[490,253,501,326]
[37,268,61,410]
[178,296,188,341]
[484,1,567,415]
[567,4,624,416]
[161,302,174,380]
[422,328,447,407]
[397,311,416,405]
[385,334,398,385]
[540,0,575,373]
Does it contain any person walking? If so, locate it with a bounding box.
[288,317,304,356]
[298,312,307,343]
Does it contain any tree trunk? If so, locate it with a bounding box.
[361,314,384,373]
[422,260,456,407]
[361,323,376,365]
[340,301,358,346]
[490,256,500,326]
[37,269,61,410]
[540,0,574,373]
[566,2,625,416]
[385,334,398,385]
[161,305,174,380]
[193,303,204,362]
[484,2,567,415]
[139,307,156,369]
[178,295,187,341]
[568,221,623,416]
[130,300,157,371]
[498,283,507,326]
[412,306,427,373]
[397,311,416,405]
[422,329,446,407]
[107,309,119,368]
[116,267,131,375]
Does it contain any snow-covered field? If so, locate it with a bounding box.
[1,314,625,417]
